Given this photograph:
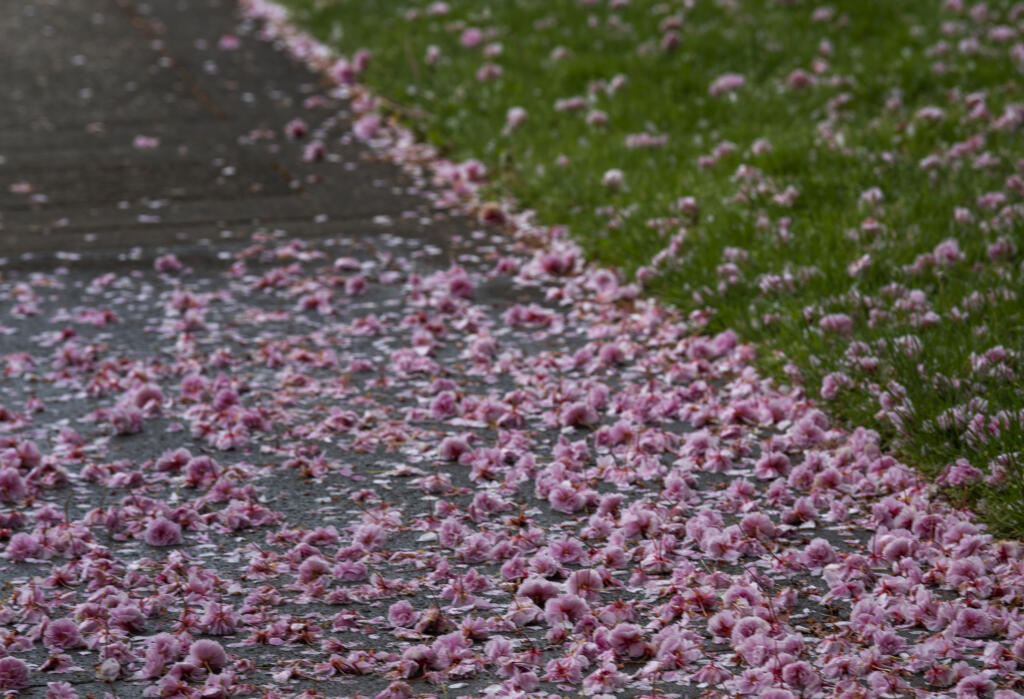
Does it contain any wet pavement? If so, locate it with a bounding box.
[1,0,455,267]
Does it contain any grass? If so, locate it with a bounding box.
[278,0,1024,534]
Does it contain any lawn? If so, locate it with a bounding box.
[278,0,1024,533]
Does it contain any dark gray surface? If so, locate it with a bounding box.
[1,0,447,266]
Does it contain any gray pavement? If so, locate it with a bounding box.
[1,0,454,267]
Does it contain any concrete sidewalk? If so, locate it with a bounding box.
[1,0,460,267]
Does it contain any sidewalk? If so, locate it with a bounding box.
[1,1,1021,698]
[1,0,456,265]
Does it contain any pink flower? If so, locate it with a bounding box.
[548,483,584,513]
[543,594,589,626]
[505,106,528,133]
[400,645,438,679]
[601,169,625,190]
[388,600,419,627]
[438,436,471,461]
[185,455,220,487]
[540,250,576,276]
[352,49,371,73]
[939,458,983,486]
[740,512,777,538]
[430,392,459,420]
[754,451,791,479]
[517,577,559,605]
[109,406,144,435]
[801,538,837,567]
[476,62,503,81]
[730,616,769,647]
[144,517,183,547]
[560,401,598,427]
[608,623,647,658]
[0,657,29,690]
[303,140,326,162]
[352,523,387,551]
[781,661,821,693]
[5,532,40,562]
[141,633,183,678]
[947,556,986,588]
[787,68,814,88]
[284,118,308,139]
[819,313,854,334]
[952,607,992,637]
[297,555,331,583]
[0,468,26,502]
[460,28,483,48]
[933,238,965,265]
[872,628,906,655]
[332,58,355,84]
[200,603,240,635]
[709,72,745,97]
[353,114,381,141]
[187,639,228,671]
[154,254,184,273]
[541,656,584,684]
[955,673,996,697]
[708,610,736,639]
[566,569,604,602]
[44,618,83,649]
[45,681,78,699]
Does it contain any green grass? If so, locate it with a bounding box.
[280,0,1024,534]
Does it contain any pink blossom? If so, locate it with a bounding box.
[952,607,993,637]
[44,618,83,649]
[331,58,355,84]
[5,532,40,561]
[819,313,854,334]
[608,623,647,658]
[430,391,458,420]
[933,238,965,265]
[154,254,184,273]
[956,673,996,697]
[730,615,770,646]
[0,468,26,502]
[388,600,419,627]
[187,639,228,671]
[560,401,598,427]
[303,140,326,162]
[543,594,589,626]
[45,682,78,699]
[782,660,821,693]
[460,28,483,48]
[144,517,183,547]
[505,106,528,133]
[601,169,625,190]
[566,569,604,602]
[353,114,381,141]
[939,458,983,485]
[802,538,837,567]
[201,603,240,635]
[109,406,144,435]
[0,657,29,690]
[709,72,745,97]
[284,118,308,139]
